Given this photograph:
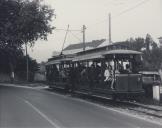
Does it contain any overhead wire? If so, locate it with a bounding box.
[87,0,150,31]
[86,0,138,29]
[54,0,150,33]
[55,28,81,32]
[53,0,151,48]
[54,1,148,33]
[69,31,82,42]
[112,0,150,18]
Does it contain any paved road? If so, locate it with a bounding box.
[0,85,162,128]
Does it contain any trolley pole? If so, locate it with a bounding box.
[82,25,86,51]
[108,13,112,44]
[25,43,29,82]
[61,24,69,54]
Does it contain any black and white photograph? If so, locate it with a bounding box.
[0,0,162,127]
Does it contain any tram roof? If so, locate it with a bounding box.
[46,55,74,65]
[73,49,142,61]
[46,60,60,65]
[73,52,104,62]
[46,49,142,64]
[103,49,142,55]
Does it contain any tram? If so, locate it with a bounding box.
[46,48,144,99]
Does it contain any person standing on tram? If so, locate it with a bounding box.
[104,65,114,89]
[104,65,113,81]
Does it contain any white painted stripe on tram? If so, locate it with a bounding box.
[24,100,62,128]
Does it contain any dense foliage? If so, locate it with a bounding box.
[126,34,162,71]
[0,0,54,47]
[0,0,54,81]
[15,55,39,81]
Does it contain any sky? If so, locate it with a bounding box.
[28,0,162,63]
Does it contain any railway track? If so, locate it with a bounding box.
[81,94,162,119]
[47,88,162,119]
[107,100,162,118]
[71,91,162,119]
[120,101,162,118]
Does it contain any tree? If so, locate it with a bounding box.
[125,37,145,51]
[130,37,145,51]
[126,35,161,70]
[0,45,24,81]
[0,0,54,47]
[0,0,54,81]
[15,55,39,81]
[142,47,162,70]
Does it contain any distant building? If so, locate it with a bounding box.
[52,51,60,57]
[62,39,106,55]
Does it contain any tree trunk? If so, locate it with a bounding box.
[9,62,14,83]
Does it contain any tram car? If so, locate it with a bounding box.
[46,54,74,90]
[46,48,144,100]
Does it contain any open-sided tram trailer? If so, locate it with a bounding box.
[46,49,144,100]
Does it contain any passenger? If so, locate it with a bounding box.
[69,66,77,92]
[75,66,80,84]
[81,66,86,77]
[104,66,110,82]
[104,65,113,82]
[126,64,131,73]
[115,69,120,74]
[78,64,83,77]
[60,69,66,82]
[88,64,95,89]
[95,64,101,83]
[53,65,59,82]
[80,66,87,84]
[104,65,114,89]
[118,64,124,73]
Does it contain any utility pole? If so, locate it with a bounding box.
[82,25,86,51]
[25,43,29,82]
[108,13,112,44]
